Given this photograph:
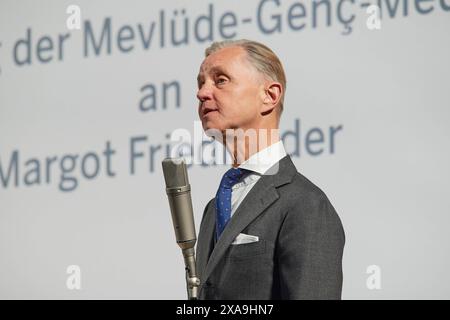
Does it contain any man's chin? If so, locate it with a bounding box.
[202,122,225,139]
[203,126,223,137]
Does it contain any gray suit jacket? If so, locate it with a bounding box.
[196,155,345,300]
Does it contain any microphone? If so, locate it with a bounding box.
[162,157,200,300]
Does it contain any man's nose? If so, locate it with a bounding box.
[197,83,213,103]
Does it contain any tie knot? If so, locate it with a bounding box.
[219,167,248,189]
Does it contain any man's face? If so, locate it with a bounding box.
[197,46,266,134]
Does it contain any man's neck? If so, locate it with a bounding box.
[222,128,281,168]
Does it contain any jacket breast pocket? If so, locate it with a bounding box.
[227,239,267,261]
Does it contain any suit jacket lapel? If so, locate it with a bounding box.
[201,155,297,284]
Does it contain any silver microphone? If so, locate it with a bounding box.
[161,158,200,300]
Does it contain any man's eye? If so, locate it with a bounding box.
[216,77,227,85]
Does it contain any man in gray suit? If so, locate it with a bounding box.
[195,39,345,300]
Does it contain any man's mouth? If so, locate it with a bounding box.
[203,108,217,117]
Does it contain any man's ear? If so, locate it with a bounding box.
[261,82,282,115]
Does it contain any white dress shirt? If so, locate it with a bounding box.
[229,140,287,218]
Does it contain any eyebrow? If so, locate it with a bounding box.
[197,66,228,84]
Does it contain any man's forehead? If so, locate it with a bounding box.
[198,46,246,75]
[197,63,227,76]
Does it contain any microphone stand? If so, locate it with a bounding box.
[182,247,200,300]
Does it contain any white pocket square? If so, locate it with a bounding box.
[231,233,259,245]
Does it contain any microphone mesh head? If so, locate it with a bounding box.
[162,158,189,188]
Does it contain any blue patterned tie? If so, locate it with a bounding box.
[215,167,248,240]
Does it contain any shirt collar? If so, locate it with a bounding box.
[238,140,287,175]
